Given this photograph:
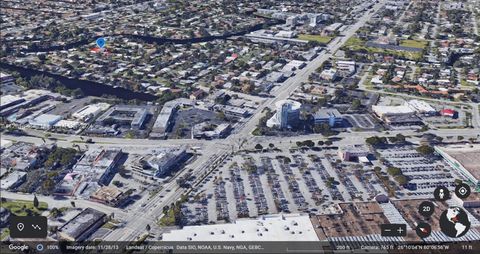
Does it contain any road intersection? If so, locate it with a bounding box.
[4,0,480,242]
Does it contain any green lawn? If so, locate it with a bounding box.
[298,34,333,44]
[400,39,428,49]
[344,37,365,47]
[1,228,10,241]
[158,208,176,226]
[101,222,117,230]
[460,79,476,88]
[342,36,424,61]
[1,199,48,216]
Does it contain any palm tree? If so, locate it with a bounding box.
[33,195,39,209]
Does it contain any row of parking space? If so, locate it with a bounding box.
[292,155,324,206]
[182,202,209,225]
[377,146,459,196]
[214,181,230,221]
[186,150,397,223]
[247,172,269,215]
[328,156,360,200]
[277,158,308,211]
[230,167,249,218]
[261,157,290,213]
[311,158,344,202]
[353,170,380,198]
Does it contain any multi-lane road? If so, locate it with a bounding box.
[101,0,389,241]
[3,0,479,242]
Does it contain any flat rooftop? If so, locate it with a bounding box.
[311,202,389,240]
[59,208,106,240]
[391,199,447,235]
[162,214,318,241]
[437,144,480,180]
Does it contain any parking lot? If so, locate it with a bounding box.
[184,147,389,224]
[345,114,379,130]
[376,145,466,197]
[168,108,228,139]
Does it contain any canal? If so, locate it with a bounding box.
[0,62,158,101]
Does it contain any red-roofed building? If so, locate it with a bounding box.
[440,109,456,118]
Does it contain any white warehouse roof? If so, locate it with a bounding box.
[162,214,318,241]
[405,100,436,113]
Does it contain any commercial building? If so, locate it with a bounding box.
[58,208,107,242]
[338,144,370,162]
[72,103,111,121]
[320,69,337,81]
[314,108,343,127]
[1,90,52,117]
[434,144,480,188]
[267,99,302,129]
[336,61,356,76]
[323,23,343,35]
[372,105,423,125]
[53,120,81,130]
[286,15,299,26]
[440,109,456,118]
[193,122,231,139]
[162,214,318,241]
[265,71,286,83]
[405,100,436,115]
[96,105,147,129]
[214,105,250,118]
[0,171,27,190]
[0,142,46,171]
[0,95,25,111]
[383,114,423,126]
[28,114,63,129]
[150,99,193,138]
[0,72,15,84]
[56,148,123,196]
[372,105,415,118]
[282,60,306,72]
[90,186,125,206]
[143,147,188,177]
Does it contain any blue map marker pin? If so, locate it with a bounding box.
[96,37,106,48]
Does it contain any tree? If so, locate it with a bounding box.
[387,167,402,176]
[217,111,226,120]
[416,145,435,155]
[255,144,263,150]
[33,195,39,209]
[365,136,387,147]
[325,140,333,146]
[351,99,361,110]
[70,201,76,208]
[394,175,409,185]
[146,224,151,231]
[395,134,406,143]
[317,140,324,146]
[304,140,315,147]
[268,143,275,148]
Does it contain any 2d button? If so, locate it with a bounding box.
[433,186,450,201]
[418,201,435,217]
[415,222,432,238]
[454,183,471,199]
